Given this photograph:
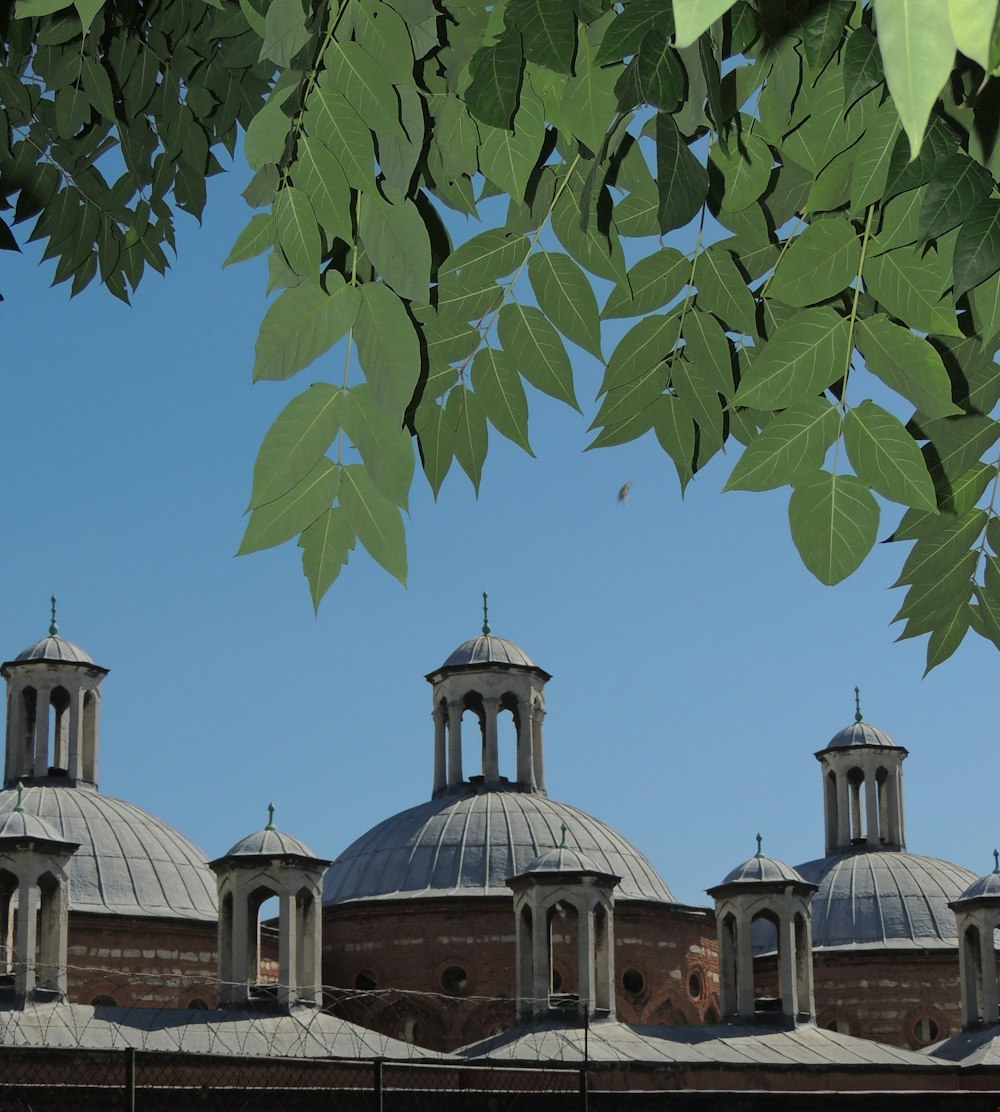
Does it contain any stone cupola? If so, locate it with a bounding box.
[507,830,619,1024]
[815,690,907,855]
[950,854,1000,1029]
[211,806,331,1011]
[1,600,108,790]
[425,598,551,798]
[707,838,818,1024]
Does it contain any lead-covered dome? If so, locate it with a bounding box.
[324,787,673,905]
[223,826,320,860]
[440,635,537,670]
[796,849,975,950]
[718,854,807,887]
[12,635,94,665]
[822,721,900,750]
[0,785,216,921]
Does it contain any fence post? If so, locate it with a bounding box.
[579,1064,588,1112]
[124,1047,136,1112]
[373,1056,383,1112]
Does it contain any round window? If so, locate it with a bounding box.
[441,965,468,994]
[914,1016,939,1044]
[688,972,702,999]
[354,970,377,991]
[622,968,644,995]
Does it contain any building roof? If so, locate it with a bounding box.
[516,843,609,878]
[324,786,674,905]
[952,868,1000,906]
[10,635,94,666]
[221,826,321,861]
[716,854,807,886]
[439,635,537,670]
[0,805,71,847]
[795,849,976,950]
[0,1001,434,1060]
[0,785,216,921]
[822,721,901,751]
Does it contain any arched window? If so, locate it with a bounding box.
[750,910,780,1011]
[847,766,865,841]
[547,900,579,1001]
[48,687,70,773]
[0,870,16,977]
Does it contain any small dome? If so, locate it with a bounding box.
[12,635,93,665]
[717,855,807,887]
[223,827,320,860]
[953,869,1000,905]
[796,850,976,949]
[518,843,608,878]
[823,721,899,750]
[0,785,216,920]
[324,788,673,905]
[441,635,536,669]
[0,807,68,845]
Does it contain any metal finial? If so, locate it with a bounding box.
[14,781,24,814]
[265,802,276,831]
[993,848,998,874]
[49,595,58,637]
[854,686,863,723]
[482,591,490,636]
[559,822,568,849]
[755,833,763,858]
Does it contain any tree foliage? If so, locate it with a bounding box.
[4,0,1000,672]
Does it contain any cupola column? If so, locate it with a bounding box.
[447,701,463,787]
[67,687,86,781]
[483,697,500,783]
[864,766,880,847]
[31,687,50,779]
[516,705,536,789]
[432,706,446,796]
[532,703,546,793]
[834,772,850,848]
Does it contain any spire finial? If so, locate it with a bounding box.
[265,802,276,831]
[49,595,58,637]
[482,591,490,636]
[993,848,998,874]
[755,832,763,858]
[559,822,568,849]
[14,781,24,814]
[854,686,863,723]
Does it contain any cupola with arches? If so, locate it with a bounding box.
[950,854,1000,1030]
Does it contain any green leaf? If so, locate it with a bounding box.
[788,471,880,585]
[595,0,672,64]
[673,0,739,48]
[871,189,924,254]
[339,384,415,509]
[602,247,689,319]
[224,213,274,268]
[682,308,734,395]
[466,29,524,130]
[414,400,454,497]
[447,386,489,494]
[601,312,682,394]
[843,27,884,108]
[527,251,603,359]
[303,89,375,191]
[478,91,545,202]
[239,458,340,555]
[724,399,839,492]
[81,57,115,119]
[920,414,1000,494]
[441,229,531,285]
[695,246,756,334]
[954,200,1000,299]
[74,0,104,30]
[560,33,620,152]
[844,400,937,510]
[800,0,853,72]
[768,219,860,308]
[244,83,295,170]
[970,269,1000,344]
[918,156,993,245]
[709,130,773,212]
[497,304,579,410]
[864,245,962,337]
[358,191,431,305]
[508,0,576,73]
[849,101,901,216]
[873,0,957,158]
[275,186,321,281]
[254,276,362,381]
[671,358,724,460]
[893,550,976,621]
[883,116,957,202]
[299,507,356,612]
[973,583,1000,648]
[260,0,309,67]
[354,0,415,84]
[293,137,352,244]
[249,383,343,510]
[656,112,709,233]
[654,393,697,490]
[894,508,986,584]
[339,464,407,585]
[592,360,670,431]
[321,40,404,139]
[637,34,686,112]
[734,309,850,409]
[924,601,971,673]
[948,0,1000,69]
[855,316,961,419]
[354,283,420,420]
[471,347,533,454]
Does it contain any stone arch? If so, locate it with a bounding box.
[0,868,16,975]
[48,686,70,773]
[376,995,445,1050]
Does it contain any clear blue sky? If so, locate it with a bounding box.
[1,159,996,908]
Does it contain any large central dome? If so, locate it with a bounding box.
[323,785,674,905]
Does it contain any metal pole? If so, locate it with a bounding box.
[373,1056,383,1112]
[124,1046,136,1112]
[580,1004,589,1112]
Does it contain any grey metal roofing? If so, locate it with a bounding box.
[441,635,536,669]
[823,721,900,750]
[716,855,807,887]
[459,1015,935,1067]
[222,827,320,860]
[0,806,69,846]
[953,869,1000,905]
[795,849,975,950]
[926,1025,1000,1066]
[11,634,94,665]
[0,785,217,921]
[323,786,674,905]
[516,843,610,879]
[0,1001,435,1059]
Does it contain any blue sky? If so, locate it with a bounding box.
[1,159,996,908]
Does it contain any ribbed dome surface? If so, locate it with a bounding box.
[324,789,673,904]
[824,722,899,750]
[224,827,319,860]
[518,844,607,878]
[796,850,975,950]
[0,786,216,921]
[718,855,806,886]
[0,807,67,844]
[954,870,1000,905]
[441,636,536,669]
[12,636,93,665]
